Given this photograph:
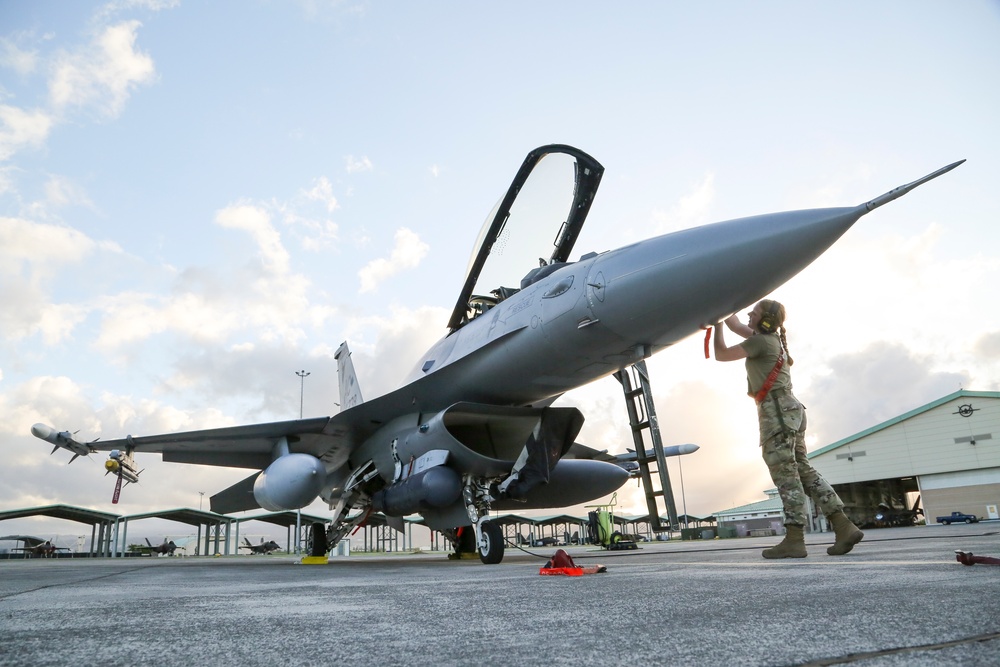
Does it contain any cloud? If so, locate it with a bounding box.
[301,176,339,214]
[0,104,53,161]
[66,202,312,353]
[345,155,373,174]
[341,304,451,398]
[283,177,340,252]
[0,217,119,343]
[0,216,106,266]
[44,175,96,210]
[776,220,1000,391]
[0,36,39,75]
[215,204,289,274]
[0,302,451,525]
[0,372,251,517]
[652,172,715,235]
[0,15,159,165]
[974,331,1000,360]
[803,341,968,445]
[357,228,429,293]
[48,20,155,119]
[0,375,98,439]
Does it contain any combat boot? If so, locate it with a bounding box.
[762,525,807,559]
[827,510,864,555]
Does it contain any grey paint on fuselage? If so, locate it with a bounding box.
[398,206,867,407]
[334,160,961,532]
[32,145,963,559]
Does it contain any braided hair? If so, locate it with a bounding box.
[759,299,794,367]
[778,325,794,367]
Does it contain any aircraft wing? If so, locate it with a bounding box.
[0,535,46,547]
[61,417,338,470]
[34,335,499,472]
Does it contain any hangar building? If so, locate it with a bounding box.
[808,390,1000,527]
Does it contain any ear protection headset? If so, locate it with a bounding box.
[757,300,781,334]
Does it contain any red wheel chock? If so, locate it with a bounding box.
[539,548,607,576]
[955,550,1000,566]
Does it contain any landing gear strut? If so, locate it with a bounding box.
[447,475,507,564]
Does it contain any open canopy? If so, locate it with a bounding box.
[447,144,604,331]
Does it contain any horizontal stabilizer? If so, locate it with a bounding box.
[210,471,262,514]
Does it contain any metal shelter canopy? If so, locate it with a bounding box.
[0,504,119,557]
[118,507,235,557]
[524,513,589,544]
[236,510,330,553]
[346,512,412,552]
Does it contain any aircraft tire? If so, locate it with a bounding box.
[309,523,328,557]
[478,521,504,565]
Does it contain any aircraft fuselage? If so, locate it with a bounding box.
[403,205,869,409]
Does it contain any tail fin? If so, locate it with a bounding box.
[334,342,364,411]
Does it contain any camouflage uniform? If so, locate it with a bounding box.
[758,387,843,526]
[741,333,844,527]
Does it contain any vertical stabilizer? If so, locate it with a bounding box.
[334,342,364,411]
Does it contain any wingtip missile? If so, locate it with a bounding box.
[31,423,93,461]
[864,159,966,213]
[616,443,700,463]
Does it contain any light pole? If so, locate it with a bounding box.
[296,370,310,418]
[199,491,205,511]
[294,370,310,555]
[677,456,688,529]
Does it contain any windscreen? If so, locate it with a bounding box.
[447,145,604,332]
[467,152,579,298]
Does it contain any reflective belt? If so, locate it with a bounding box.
[754,350,785,404]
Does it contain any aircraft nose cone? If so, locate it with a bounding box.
[587,205,867,346]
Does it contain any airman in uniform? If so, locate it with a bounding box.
[714,299,863,558]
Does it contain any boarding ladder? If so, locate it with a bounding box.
[613,360,679,533]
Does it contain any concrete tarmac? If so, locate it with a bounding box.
[1,525,998,667]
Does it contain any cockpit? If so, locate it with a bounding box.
[447,145,605,332]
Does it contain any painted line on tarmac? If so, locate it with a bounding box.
[0,565,148,601]
[795,631,1000,666]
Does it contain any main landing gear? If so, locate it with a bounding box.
[447,519,505,564]
[477,521,504,564]
[446,474,506,564]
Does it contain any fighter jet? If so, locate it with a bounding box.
[1,536,71,558]
[240,537,281,555]
[32,145,963,565]
[144,538,180,556]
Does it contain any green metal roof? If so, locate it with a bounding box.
[0,503,119,525]
[715,495,783,517]
[807,389,1000,459]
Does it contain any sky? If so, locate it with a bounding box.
[1,0,998,547]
